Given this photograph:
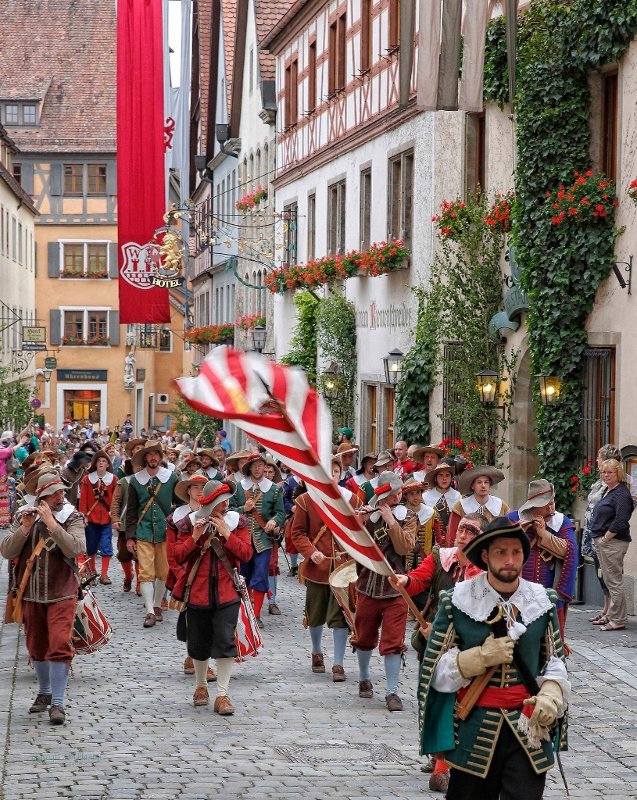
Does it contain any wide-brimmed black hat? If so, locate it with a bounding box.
[462,516,531,569]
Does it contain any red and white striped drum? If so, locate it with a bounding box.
[72,590,113,655]
[234,574,264,662]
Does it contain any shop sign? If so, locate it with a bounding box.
[57,369,107,382]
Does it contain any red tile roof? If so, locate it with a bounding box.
[255,0,295,82]
[0,0,116,153]
[197,0,213,151]
[222,0,239,116]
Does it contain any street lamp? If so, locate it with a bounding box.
[251,324,267,353]
[537,374,562,406]
[383,348,404,387]
[36,368,52,383]
[322,361,339,401]
[475,370,499,406]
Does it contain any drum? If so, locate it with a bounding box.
[234,573,264,662]
[72,589,113,655]
[328,560,358,632]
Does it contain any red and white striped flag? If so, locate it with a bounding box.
[175,347,392,575]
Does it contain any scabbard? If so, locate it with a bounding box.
[455,665,498,721]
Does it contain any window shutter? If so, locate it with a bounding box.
[106,161,117,196]
[108,242,119,278]
[47,241,60,277]
[21,163,34,195]
[109,310,120,345]
[49,309,61,345]
[50,163,62,196]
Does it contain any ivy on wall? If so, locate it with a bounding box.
[397,192,515,465]
[484,0,637,507]
[316,293,357,433]
[0,367,36,432]
[280,291,320,385]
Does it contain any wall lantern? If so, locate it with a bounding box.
[251,324,267,353]
[537,374,562,406]
[383,348,404,387]
[322,361,339,400]
[475,370,499,406]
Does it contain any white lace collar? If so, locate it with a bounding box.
[439,546,459,572]
[205,466,221,479]
[416,503,435,524]
[546,512,565,532]
[452,573,552,626]
[225,509,240,531]
[172,504,194,524]
[23,493,36,505]
[412,469,427,483]
[88,471,114,486]
[424,487,461,506]
[353,473,369,486]
[240,477,272,493]
[461,494,503,515]
[135,466,173,485]
[54,501,77,524]
[370,504,407,523]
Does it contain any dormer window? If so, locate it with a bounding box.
[1,102,39,126]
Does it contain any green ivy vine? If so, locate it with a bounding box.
[484,0,637,507]
[316,292,357,432]
[280,290,319,384]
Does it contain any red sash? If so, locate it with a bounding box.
[456,683,530,709]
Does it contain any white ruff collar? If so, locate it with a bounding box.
[54,501,77,524]
[424,487,461,506]
[461,495,503,515]
[88,471,114,486]
[240,477,272,493]
[370,504,407,523]
[417,503,435,524]
[452,573,552,626]
[172,504,192,524]
[136,466,172,485]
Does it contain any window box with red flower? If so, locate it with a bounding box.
[627,179,637,205]
[236,185,268,213]
[184,324,234,346]
[264,240,410,294]
[86,335,110,346]
[569,460,597,498]
[61,335,86,346]
[235,314,266,331]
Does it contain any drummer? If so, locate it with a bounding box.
[291,456,362,681]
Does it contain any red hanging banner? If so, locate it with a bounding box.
[117,0,170,323]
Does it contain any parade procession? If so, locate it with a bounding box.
[3,0,637,799]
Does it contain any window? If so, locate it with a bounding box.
[284,201,298,264]
[329,13,347,95]
[367,385,377,452]
[441,342,462,442]
[465,112,486,194]
[579,347,615,465]
[23,105,37,125]
[388,0,400,50]
[64,164,83,195]
[61,309,109,346]
[285,58,299,127]
[308,41,317,112]
[307,192,316,261]
[61,242,109,278]
[360,167,372,250]
[139,324,158,349]
[13,163,22,185]
[385,388,395,449]
[5,105,18,124]
[601,70,618,184]
[159,327,172,352]
[388,150,413,246]
[87,164,107,195]
[327,179,346,255]
[361,0,372,72]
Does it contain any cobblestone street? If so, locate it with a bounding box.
[2,549,637,800]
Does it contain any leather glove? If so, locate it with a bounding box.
[457,634,516,679]
[522,680,563,727]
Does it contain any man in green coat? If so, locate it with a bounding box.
[418,517,569,800]
[125,442,177,628]
[231,453,284,626]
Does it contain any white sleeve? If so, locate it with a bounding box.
[537,655,571,715]
[431,647,472,693]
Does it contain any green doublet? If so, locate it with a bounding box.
[417,587,567,778]
[231,480,285,553]
[129,472,177,543]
